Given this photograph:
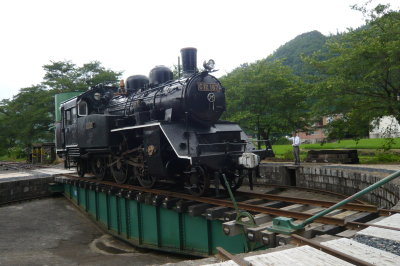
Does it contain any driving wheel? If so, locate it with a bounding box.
[136,166,157,188]
[76,159,86,177]
[220,169,245,192]
[91,157,107,180]
[186,166,210,196]
[110,158,129,184]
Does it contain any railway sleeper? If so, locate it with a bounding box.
[275,234,293,246]
[344,211,378,223]
[333,212,379,238]
[288,207,327,239]
[312,210,367,236]
[162,197,181,209]
[188,203,213,217]
[175,200,197,213]
[135,192,146,202]
[223,198,268,221]
[313,224,345,236]
[206,206,232,220]
[245,221,274,243]
[260,230,276,248]
[223,200,290,222]
[222,213,272,236]
[279,203,309,212]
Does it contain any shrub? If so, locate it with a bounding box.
[6,146,28,160]
[273,137,291,145]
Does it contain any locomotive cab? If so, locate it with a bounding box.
[62,98,79,148]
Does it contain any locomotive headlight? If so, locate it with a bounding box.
[203,59,215,71]
[94,93,101,101]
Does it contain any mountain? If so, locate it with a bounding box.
[267,30,328,76]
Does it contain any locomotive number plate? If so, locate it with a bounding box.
[197,82,221,92]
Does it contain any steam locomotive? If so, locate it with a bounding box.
[55,48,273,195]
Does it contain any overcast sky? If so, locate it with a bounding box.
[0,0,398,101]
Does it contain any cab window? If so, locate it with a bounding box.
[78,100,88,116]
[65,107,77,125]
[65,110,71,125]
[71,107,77,124]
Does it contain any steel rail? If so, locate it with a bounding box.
[259,184,366,204]
[58,173,375,212]
[58,174,400,233]
[55,173,364,202]
[216,247,251,266]
[235,191,377,212]
[378,208,400,216]
[346,221,400,231]
[291,234,374,266]
[57,175,346,226]
[212,198,346,225]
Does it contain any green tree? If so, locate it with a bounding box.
[42,61,78,92]
[43,60,122,92]
[221,60,310,146]
[308,4,400,138]
[0,61,122,157]
[0,86,53,157]
[77,61,122,88]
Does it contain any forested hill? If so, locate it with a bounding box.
[266,30,328,76]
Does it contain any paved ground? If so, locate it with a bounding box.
[0,197,189,266]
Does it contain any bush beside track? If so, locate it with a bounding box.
[271,138,400,163]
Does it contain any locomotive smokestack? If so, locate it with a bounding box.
[180,47,197,76]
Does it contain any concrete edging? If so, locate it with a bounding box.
[0,175,54,204]
[259,163,400,209]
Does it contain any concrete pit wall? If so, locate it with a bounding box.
[0,176,54,204]
[259,163,400,209]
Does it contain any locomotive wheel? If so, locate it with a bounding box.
[186,166,210,196]
[110,159,129,184]
[220,170,244,192]
[136,167,157,188]
[91,157,107,180]
[76,160,86,178]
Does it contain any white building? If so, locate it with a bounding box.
[369,116,400,138]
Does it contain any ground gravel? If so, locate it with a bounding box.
[353,234,400,256]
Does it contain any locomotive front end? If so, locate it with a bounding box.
[184,73,225,124]
[180,47,225,125]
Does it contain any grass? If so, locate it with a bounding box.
[0,156,26,162]
[271,138,400,164]
[301,138,400,150]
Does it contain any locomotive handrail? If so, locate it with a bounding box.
[197,142,246,147]
[197,142,246,155]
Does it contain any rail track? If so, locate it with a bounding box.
[55,173,399,232]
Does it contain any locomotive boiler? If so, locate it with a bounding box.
[55,48,273,195]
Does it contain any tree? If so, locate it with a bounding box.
[308,4,400,138]
[77,61,122,88]
[43,60,122,92]
[220,60,311,146]
[0,60,122,156]
[0,86,53,157]
[42,61,78,92]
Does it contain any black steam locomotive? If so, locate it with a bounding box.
[55,48,273,195]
